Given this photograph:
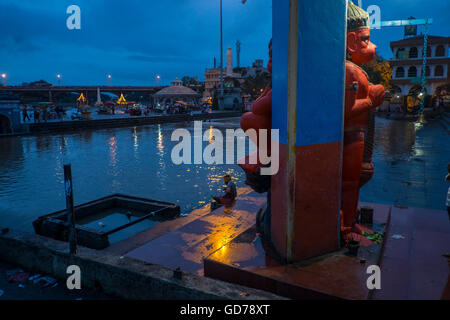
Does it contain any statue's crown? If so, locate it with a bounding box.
[347,1,369,32]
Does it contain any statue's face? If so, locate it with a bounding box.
[347,28,376,65]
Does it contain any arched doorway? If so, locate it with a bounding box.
[395,67,405,78]
[0,114,12,134]
[409,47,418,58]
[407,85,428,112]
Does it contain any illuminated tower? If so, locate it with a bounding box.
[226,46,233,76]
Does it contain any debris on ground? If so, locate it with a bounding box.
[6,268,24,277]
[8,272,31,283]
[362,231,384,244]
[28,274,42,281]
[4,268,59,289]
[392,234,405,240]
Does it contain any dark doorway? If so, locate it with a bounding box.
[0,114,12,134]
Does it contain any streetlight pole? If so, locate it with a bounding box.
[1,73,6,86]
[156,75,161,86]
[107,74,112,86]
[57,74,61,86]
[219,0,224,108]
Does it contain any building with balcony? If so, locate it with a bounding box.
[390,35,450,97]
[204,68,221,98]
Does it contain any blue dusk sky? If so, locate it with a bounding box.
[0,0,448,86]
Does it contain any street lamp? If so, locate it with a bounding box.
[57,74,61,86]
[156,75,161,86]
[1,73,6,86]
[107,74,112,85]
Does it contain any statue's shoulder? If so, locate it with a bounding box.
[346,60,368,82]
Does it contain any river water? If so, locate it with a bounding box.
[0,117,448,232]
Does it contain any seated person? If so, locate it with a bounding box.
[213,174,237,207]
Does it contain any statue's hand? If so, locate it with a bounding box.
[368,84,385,108]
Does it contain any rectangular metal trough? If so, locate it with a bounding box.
[33,194,180,250]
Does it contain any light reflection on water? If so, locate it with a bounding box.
[0,117,448,232]
[0,119,254,231]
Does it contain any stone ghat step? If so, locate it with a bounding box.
[372,205,450,300]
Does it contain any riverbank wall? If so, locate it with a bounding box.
[2,111,243,137]
[0,227,282,300]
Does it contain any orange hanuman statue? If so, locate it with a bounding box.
[341,2,385,241]
[240,3,384,248]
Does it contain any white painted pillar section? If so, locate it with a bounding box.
[96,87,102,105]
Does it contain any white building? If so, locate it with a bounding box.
[390,35,450,96]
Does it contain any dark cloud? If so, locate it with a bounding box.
[1,0,447,86]
[0,0,272,85]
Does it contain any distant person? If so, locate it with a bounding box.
[446,163,450,220]
[40,107,47,123]
[22,106,30,122]
[433,97,439,110]
[33,108,40,123]
[213,174,237,207]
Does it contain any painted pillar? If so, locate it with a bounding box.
[271,0,347,262]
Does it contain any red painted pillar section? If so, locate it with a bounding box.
[271,0,347,262]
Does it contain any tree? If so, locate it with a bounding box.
[181,76,204,95]
[362,54,392,89]
[240,72,271,99]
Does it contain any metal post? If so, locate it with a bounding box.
[285,0,299,262]
[419,22,429,117]
[64,164,77,254]
[219,0,224,108]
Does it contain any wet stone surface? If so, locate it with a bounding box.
[361,116,449,210]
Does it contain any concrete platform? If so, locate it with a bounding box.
[203,202,450,300]
[204,203,391,300]
[125,188,267,275]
